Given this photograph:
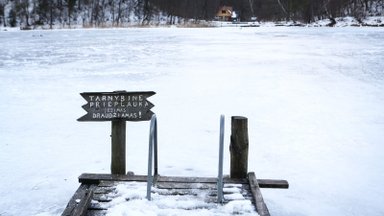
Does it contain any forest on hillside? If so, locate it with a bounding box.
[0,0,383,28]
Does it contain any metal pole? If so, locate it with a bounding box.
[147,115,157,200]
[154,118,158,176]
[217,115,225,203]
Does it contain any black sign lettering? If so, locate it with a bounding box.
[78,91,155,121]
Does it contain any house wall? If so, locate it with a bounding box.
[216,6,233,21]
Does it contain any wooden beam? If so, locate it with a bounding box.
[61,184,96,216]
[248,172,270,216]
[258,179,289,189]
[156,182,217,190]
[78,173,288,188]
[78,173,245,184]
[157,176,246,184]
[79,173,147,184]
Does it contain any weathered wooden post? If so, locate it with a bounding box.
[230,116,249,179]
[78,91,155,175]
[111,120,126,174]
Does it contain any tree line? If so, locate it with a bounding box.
[0,0,382,28]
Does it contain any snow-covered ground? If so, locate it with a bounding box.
[0,27,384,216]
[103,182,256,216]
[1,16,383,31]
[213,16,384,27]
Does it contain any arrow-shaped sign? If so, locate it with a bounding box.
[78,91,155,122]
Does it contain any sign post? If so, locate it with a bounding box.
[111,120,126,174]
[78,91,155,174]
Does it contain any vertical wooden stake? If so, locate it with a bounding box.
[230,116,249,179]
[111,120,126,174]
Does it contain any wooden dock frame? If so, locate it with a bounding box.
[63,114,289,215]
[62,172,288,216]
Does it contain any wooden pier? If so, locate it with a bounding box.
[68,94,289,215]
[62,172,288,216]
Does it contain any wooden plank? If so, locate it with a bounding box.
[155,188,221,198]
[79,173,148,184]
[96,181,117,188]
[258,179,289,189]
[86,210,107,216]
[72,184,96,216]
[62,184,88,216]
[248,172,270,216]
[92,194,113,202]
[79,173,286,188]
[155,188,199,196]
[79,173,223,184]
[94,187,115,195]
[156,182,217,190]
[62,184,96,216]
[89,201,108,210]
[157,176,227,183]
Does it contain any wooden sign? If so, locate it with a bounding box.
[78,91,155,122]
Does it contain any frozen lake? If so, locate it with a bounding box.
[1,27,384,216]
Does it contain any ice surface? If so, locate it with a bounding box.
[0,27,384,216]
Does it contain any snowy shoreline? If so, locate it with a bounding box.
[1,16,383,31]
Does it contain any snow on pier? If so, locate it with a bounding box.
[62,173,288,216]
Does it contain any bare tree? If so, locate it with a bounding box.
[65,0,76,26]
[276,0,288,15]
[16,0,31,27]
[0,0,7,26]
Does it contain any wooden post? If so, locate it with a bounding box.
[230,116,249,179]
[111,120,126,174]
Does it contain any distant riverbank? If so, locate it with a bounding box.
[1,16,383,31]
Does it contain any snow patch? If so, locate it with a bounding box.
[100,182,258,216]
